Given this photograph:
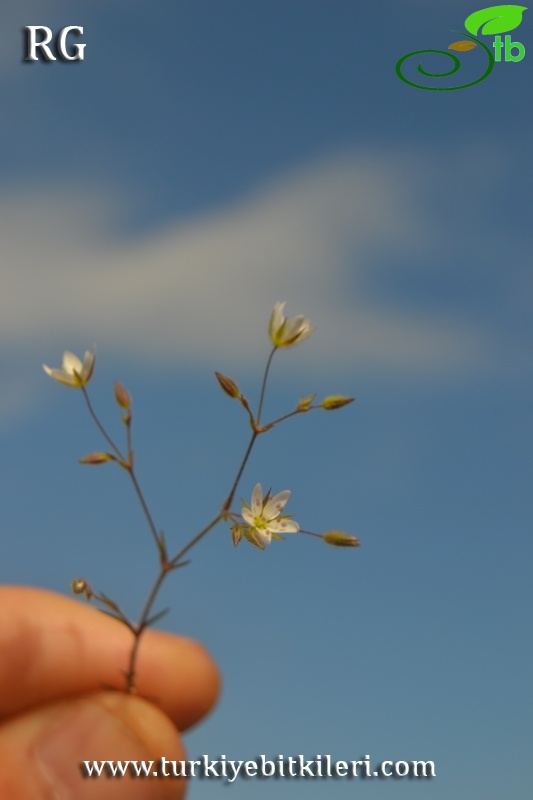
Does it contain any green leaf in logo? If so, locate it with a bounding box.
[464,5,527,36]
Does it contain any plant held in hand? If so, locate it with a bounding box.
[44,302,359,693]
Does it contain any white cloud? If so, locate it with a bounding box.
[0,147,501,422]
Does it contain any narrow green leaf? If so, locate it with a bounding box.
[158,530,168,560]
[97,592,121,613]
[170,559,191,570]
[99,609,134,629]
[145,608,170,627]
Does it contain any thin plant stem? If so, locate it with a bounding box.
[222,431,257,512]
[127,468,161,552]
[256,346,277,424]
[125,513,223,692]
[263,405,319,429]
[298,529,323,539]
[222,346,277,512]
[170,514,223,565]
[81,387,123,459]
[82,387,160,551]
[125,568,168,692]
[125,418,133,459]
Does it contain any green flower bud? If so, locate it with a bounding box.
[321,395,355,410]
[322,530,360,547]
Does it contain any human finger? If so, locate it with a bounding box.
[0,586,220,729]
[0,691,186,799]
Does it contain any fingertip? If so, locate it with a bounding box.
[139,631,221,729]
[0,692,186,799]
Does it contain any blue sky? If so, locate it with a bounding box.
[1,1,532,798]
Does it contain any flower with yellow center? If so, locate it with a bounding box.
[43,350,95,388]
[240,483,299,549]
[269,302,314,348]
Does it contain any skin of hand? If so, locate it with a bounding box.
[0,586,220,799]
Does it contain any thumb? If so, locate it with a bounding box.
[0,691,186,799]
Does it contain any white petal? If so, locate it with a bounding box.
[268,517,298,532]
[81,350,95,378]
[43,365,77,386]
[295,323,313,343]
[251,483,263,514]
[269,302,285,335]
[263,489,290,520]
[278,519,299,533]
[62,351,83,375]
[83,349,94,362]
[241,507,255,526]
[258,529,272,546]
[284,315,305,338]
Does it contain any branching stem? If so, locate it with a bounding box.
[80,343,317,692]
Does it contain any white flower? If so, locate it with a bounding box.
[269,302,314,348]
[43,350,95,388]
[241,483,299,549]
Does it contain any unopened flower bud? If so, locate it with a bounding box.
[322,530,360,547]
[71,578,93,599]
[79,452,115,465]
[244,527,267,550]
[114,380,131,409]
[321,395,355,411]
[231,524,244,547]
[297,394,316,412]
[215,372,241,399]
